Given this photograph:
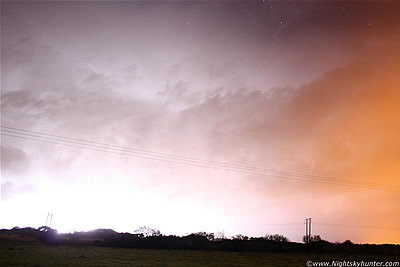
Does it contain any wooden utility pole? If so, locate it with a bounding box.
[305,217,312,243]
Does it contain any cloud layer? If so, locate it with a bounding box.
[2,1,400,243]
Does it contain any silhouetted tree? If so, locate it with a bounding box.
[265,234,289,242]
[342,240,353,245]
[311,234,322,242]
[133,226,161,237]
[215,231,226,240]
[232,234,249,241]
[303,234,322,243]
[192,231,215,241]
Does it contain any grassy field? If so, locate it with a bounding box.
[1,239,399,267]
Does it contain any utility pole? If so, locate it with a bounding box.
[45,213,49,227]
[305,218,308,243]
[305,217,312,243]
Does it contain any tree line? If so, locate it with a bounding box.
[1,226,399,255]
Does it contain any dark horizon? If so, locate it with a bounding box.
[3,225,400,248]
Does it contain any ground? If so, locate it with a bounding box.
[1,239,399,266]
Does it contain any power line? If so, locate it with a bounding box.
[2,126,398,191]
[2,125,354,182]
[3,131,385,191]
[240,223,304,226]
[5,131,374,190]
[0,125,384,187]
[1,125,399,192]
[1,125,396,189]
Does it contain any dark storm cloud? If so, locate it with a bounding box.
[2,0,399,186]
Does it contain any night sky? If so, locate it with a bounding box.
[1,1,400,243]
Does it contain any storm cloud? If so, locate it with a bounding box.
[1,1,400,243]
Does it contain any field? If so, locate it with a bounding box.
[1,239,399,267]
